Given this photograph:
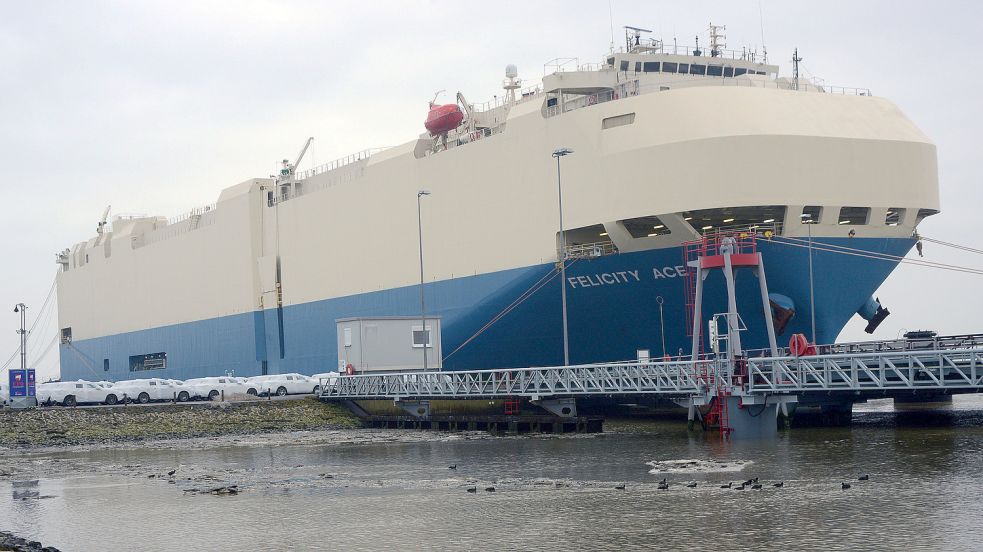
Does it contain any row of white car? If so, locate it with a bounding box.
[32,372,340,407]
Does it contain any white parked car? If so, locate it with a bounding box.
[38,380,121,406]
[162,379,202,401]
[249,373,319,396]
[112,378,194,404]
[184,376,259,400]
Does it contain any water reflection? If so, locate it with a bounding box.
[2,402,983,551]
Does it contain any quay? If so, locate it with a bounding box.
[320,340,983,439]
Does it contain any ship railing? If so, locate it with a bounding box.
[295,147,393,181]
[471,85,543,113]
[165,203,217,226]
[543,78,871,119]
[564,241,618,259]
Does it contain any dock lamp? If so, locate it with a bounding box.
[417,190,431,371]
[800,213,817,344]
[14,303,27,371]
[552,148,573,366]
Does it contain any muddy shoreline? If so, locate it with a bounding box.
[0,398,359,450]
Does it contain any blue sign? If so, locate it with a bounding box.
[9,370,26,397]
[8,369,35,397]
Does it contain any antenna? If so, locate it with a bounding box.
[758,1,767,58]
[608,0,615,53]
[708,22,726,58]
[623,25,652,52]
[792,48,802,90]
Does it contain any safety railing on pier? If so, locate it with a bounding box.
[745,348,983,393]
[323,346,983,401]
[324,360,721,400]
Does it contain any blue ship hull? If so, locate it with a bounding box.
[60,237,913,381]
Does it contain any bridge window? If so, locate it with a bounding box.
[634,62,641,73]
[662,62,678,73]
[885,208,905,226]
[707,65,723,76]
[838,206,870,225]
[724,67,735,77]
[682,206,787,232]
[607,57,615,66]
[801,205,822,223]
[622,216,671,238]
[643,62,660,72]
[678,63,689,74]
[734,68,747,76]
[619,60,629,71]
[690,64,706,75]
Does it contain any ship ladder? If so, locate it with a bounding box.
[704,389,733,439]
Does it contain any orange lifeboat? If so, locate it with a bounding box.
[425,103,464,135]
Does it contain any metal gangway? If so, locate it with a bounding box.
[322,345,983,401]
[320,343,983,437]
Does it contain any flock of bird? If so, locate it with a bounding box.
[450,462,872,494]
[626,474,871,491]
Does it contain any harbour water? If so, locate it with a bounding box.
[3,396,983,551]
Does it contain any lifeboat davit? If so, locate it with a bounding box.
[425,103,464,135]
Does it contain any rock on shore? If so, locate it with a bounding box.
[0,398,359,448]
[0,530,59,552]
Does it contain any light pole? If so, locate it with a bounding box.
[13,303,26,370]
[552,147,573,365]
[417,190,431,370]
[800,213,817,344]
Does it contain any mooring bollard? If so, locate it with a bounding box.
[268,388,272,401]
[173,391,176,403]
[221,390,225,402]
[123,393,128,407]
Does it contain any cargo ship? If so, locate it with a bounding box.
[55,26,939,380]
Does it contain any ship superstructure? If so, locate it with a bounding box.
[56,25,939,380]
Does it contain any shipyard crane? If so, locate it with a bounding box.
[96,205,111,235]
[275,137,314,201]
[280,137,314,180]
[456,92,476,136]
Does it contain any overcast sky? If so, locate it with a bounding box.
[2,0,981,380]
